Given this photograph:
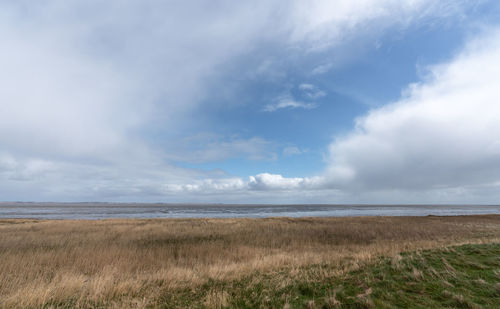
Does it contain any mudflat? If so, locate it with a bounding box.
[1,215,500,308]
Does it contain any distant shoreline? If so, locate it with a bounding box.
[2,201,500,206]
[1,203,500,220]
[3,213,500,220]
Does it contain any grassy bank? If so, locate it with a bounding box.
[1,215,500,307]
[164,243,500,308]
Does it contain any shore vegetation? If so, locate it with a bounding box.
[1,215,500,307]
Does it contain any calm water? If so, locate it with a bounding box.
[1,203,500,220]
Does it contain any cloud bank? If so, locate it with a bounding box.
[325,28,500,195]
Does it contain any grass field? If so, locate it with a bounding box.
[1,215,500,308]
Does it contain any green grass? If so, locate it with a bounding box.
[158,243,500,308]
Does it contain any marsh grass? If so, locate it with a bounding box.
[186,243,500,308]
[1,215,500,307]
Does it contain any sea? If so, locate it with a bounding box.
[1,203,500,220]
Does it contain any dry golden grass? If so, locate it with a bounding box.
[1,215,500,307]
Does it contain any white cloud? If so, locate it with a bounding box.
[165,173,323,194]
[287,0,469,50]
[165,178,247,193]
[248,173,322,191]
[299,83,327,99]
[263,83,325,112]
[263,95,317,112]
[323,28,500,197]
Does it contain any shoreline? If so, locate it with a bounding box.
[2,203,500,220]
[1,212,500,221]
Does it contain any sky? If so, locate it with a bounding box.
[2,0,500,203]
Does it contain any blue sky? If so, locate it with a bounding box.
[2,0,500,203]
[184,18,468,177]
